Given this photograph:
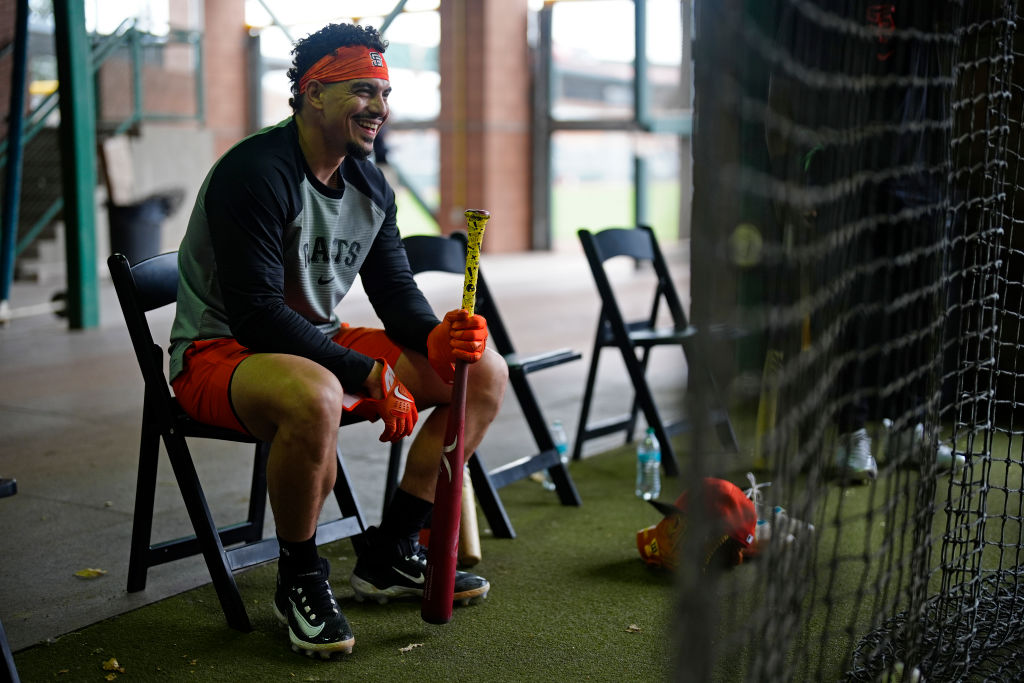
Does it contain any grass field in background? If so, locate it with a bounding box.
[395,180,684,249]
[552,180,682,248]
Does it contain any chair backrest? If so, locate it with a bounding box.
[401,233,517,357]
[108,251,179,412]
[577,225,689,331]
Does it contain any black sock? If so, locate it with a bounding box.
[278,534,319,578]
[379,488,433,544]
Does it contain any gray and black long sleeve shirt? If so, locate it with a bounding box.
[169,118,439,392]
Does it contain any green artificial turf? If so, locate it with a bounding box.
[15,420,1013,682]
[12,446,679,682]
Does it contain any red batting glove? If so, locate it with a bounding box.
[351,360,418,442]
[426,309,489,383]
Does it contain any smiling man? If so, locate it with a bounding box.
[168,23,507,658]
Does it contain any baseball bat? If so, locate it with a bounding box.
[422,208,489,624]
[458,465,482,567]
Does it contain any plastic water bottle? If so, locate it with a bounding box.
[540,420,569,491]
[635,427,661,500]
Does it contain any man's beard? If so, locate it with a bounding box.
[346,140,372,161]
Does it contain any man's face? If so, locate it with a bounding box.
[319,78,390,160]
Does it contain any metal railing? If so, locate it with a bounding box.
[0,19,205,261]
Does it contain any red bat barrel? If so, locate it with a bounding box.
[421,209,489,624]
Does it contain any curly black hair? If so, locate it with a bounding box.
[287,23,388,112]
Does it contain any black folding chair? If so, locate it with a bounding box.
[1,478,19,683]
[572,226,739,476]
[0,617,16,683]
[107,252,367,632]
[382,233,582,539]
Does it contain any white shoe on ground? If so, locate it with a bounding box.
[881,419,965,473]
[834,428,878,482]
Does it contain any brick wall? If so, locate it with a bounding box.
[203,0,248,156]
[97,58,200,124]
[439,0,532,252]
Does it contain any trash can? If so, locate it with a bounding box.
[107,189,183,265]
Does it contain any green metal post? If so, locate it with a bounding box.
[634,0,650,128]
[380,0,410,34]
[1,0,29,322]
[531,3,554,250]
[54,0,100,329]
[634,155,649,227]
[131,29,143,123]
[194,32,205,124]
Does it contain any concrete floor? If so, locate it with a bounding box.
[0,241,690,652]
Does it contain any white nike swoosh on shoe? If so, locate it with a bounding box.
[291,601,326,639]
[395,568,425,585]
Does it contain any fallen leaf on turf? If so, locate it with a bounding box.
[626,624,642,633]
[101,657,125,672]
[399,643,424,653]
[75,567,108,579]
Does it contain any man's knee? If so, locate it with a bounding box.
[299,374,346,425]
[468,350,508,414]
[273,367,345,432]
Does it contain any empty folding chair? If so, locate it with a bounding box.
[1,478,19,683]
[382,233,582,539]
[108,252,367,632]
[572,225,738,476]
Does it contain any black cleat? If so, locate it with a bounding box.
[273,557,354,658]
[350,526,490,605]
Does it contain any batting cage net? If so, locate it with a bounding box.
[677,1,1024,680]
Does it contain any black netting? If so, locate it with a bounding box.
[678,1,1024,680]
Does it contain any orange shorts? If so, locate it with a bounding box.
[170,326,404,436]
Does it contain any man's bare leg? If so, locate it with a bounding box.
[394,347,508,501]
[230,352,355,656]
[231,353,345,542]
[349,347,507,605]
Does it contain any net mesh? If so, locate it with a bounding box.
[680,1,1024,680]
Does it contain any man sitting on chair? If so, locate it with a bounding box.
[167,22,508,658]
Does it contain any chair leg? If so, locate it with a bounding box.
[468,454,515,539]
[703,357,741,453]
[547,459,582,507]
[127,398,161,593]
[716,416,740,454]
[382,440,403,520]
[572,325,605,462]
[161,430,252,632]
[617,347,680,477]
[508,369,582,507]
[0,616,19,683]
[624,345,654,445]
[332,445,366,532]
[242,442,270,544]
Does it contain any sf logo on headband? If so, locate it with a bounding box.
[369,52,383,68]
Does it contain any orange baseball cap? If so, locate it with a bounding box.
[668,477,757,548]
[637,478,757,570]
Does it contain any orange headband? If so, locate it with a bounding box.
[298,45,389,94]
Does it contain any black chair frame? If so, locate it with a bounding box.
[572,226,738,476]
[108,252,366,632]
[1,478,19,683]
[382,233,582,538]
